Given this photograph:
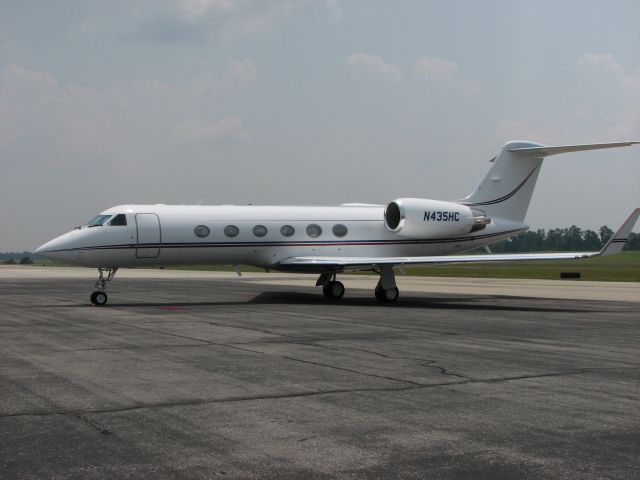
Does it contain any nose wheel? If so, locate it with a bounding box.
[90,291,108,306]
[90,267,118,306]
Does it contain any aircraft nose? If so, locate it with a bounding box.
[35,241,52,255]
[35,231,78,261]
[36,236,63,254]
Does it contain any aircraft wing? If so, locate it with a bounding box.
[277,208,639,271]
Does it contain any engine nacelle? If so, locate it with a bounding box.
[384,198,491,238]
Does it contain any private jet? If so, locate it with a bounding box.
[36,140,639,305]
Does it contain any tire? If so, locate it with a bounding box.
[323,281,345,299]
[375,284,399,303]
[384,287,399,302]
[91,291,108,306]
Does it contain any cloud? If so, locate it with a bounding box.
[326,0,342,23]
[226,57,257,87]
[0,64,104,160]
[190,57,257,95]
[139,13,206,43]
[492,53,640,143]
[346,52,403,83]
[577,52,640,94]
[575,52,640,138]
[218,1,313,40]
[0,63,254,170]
[177,0,236,21]
[130,1,334,44]
[413,56,478,93]
[577,53,625,78]
[413,56,457,81]
[345,53,477,92]
[178,116,250,142]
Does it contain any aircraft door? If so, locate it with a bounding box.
[135,213,161,258]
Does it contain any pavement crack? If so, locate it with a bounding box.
[219,343,424,386]
[110,321,213,345]
[0,323,52,327]
[72,412,111,435]
[279,356,424,386]
[472,369,593,384]
[284,344,471,380]
[50,343,212,353]
[0,369,593,420]
[419,361,470,380]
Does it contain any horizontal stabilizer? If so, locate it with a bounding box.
[508,142,639,157]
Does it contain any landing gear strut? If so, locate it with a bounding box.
[90,267,118,306]
[374,265,399,303]
[317,272,345,300]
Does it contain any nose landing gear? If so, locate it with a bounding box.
[90,267,118,306]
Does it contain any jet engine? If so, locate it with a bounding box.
[384,198,491,238]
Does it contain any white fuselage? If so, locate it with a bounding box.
[37,204,526,271]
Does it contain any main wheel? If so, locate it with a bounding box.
[375,284,399,303]
[323,281,345,299]
[90,291,108,306]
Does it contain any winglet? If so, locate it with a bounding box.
[599,208,640,256]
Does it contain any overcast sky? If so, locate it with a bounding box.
[1,0,639,251]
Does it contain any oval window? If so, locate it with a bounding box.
[224,225,239,238]
[253,225,267,237]
[194,225,210,238]
[306,224,322,238]
[332,224,348,237]
[280,225,295,237]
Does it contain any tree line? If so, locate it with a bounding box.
[490,226,640,253]
[0,252,39,262]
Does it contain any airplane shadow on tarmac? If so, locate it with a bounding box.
[44,290,592,313]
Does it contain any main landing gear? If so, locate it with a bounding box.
[90,267,118,306]
[317,273,345,299]
[316,265,399,303]
[374,265,399,303]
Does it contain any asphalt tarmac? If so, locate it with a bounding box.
[1,269,639,479]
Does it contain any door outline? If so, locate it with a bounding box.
[135,213,161,258]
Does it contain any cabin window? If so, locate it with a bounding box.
[109,214,127,226]
[280,225,295,237]
[224,225,239,238]
[306,224,322,238]
[194,225,210,238]
[253,225,267,237]
[332,224,348,237]
[86,215,111,227]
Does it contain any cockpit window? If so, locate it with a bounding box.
[86,215,112,227]
[109,214,127,226]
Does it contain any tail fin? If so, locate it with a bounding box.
[460,141,638,223]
